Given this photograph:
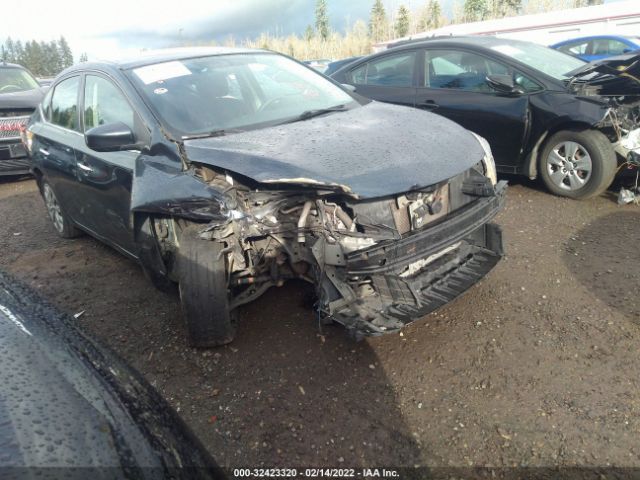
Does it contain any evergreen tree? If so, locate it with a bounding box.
[1,37,74,75]
[79,52,88,63]
[490,0,521,18]
[427,0,443,29]
[4,37,15,62]
[304,25,315,42]
[464,0,489,22]
[14,40,25,65]
[369,0,388,42]
[395,5,411,37]
[315,0,329,41]
[58,36,74,69]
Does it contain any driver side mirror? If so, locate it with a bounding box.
[486,74,523,95]
[85,122,136,152]
[341,83,356,92]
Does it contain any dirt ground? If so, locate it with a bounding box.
[0,176,638,470]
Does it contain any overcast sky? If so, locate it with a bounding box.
[4,0,627,60]
[4,0,420,60]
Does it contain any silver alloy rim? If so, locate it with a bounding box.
[546,141,592,191]
[43,184,65,233]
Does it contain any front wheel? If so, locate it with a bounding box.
[539,130,616,199]
[42,181,81,238]
[178,226,237,348]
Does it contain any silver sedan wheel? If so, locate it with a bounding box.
[546,141,592,191]
[43,184,65,234]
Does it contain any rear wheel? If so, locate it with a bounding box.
[42,181,81,238]
[539,130,616,199]
[178,226,237,347]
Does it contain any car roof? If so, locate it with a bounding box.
[552,35,640,45]
[62,46,271,73]
[387,35,534,50]
[0,61,29,70]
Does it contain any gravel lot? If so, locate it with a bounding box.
[0,177,638,470]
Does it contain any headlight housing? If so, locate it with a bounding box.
[470,132,497,185]
[20,127,33,155]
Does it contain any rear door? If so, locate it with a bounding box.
[415,48,534,170]
[343,50,418,108]
[31,75,86,220]
[73,73,143,257]
[590,37,637,60]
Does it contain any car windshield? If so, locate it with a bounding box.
[490,43,586,80]
[129,53,356,137]
[0,67,40,93]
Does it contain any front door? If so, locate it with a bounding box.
[74,73,140,256]
[415,48,532,170]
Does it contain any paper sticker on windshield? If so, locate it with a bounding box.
[491,45,522,56]
[134,61,191,85]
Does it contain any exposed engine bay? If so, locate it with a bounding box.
[568,52,640,165]
[153,161,506,338]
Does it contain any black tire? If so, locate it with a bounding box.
[539,129,616,199]
[178,226,237,347]
[41,181,81,239]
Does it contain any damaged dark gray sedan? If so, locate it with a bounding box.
[26,48,506,346]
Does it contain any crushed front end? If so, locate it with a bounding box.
[568,53,640,171]
[177,160,506,339]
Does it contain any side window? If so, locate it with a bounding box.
[84,75,135,132]
[424,50,511,92]
[50,76,80,131]
[42,88,53,121]
[349,52,416,87]
[592,39,631,56]
[558,41,589,56]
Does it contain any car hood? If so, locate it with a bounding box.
[567,52,640,95]
[0,87,45,110]
[183,102,485,199]
[0,270,222,476]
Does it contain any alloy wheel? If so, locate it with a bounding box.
[43,184,65,234]
[545,141,592,191]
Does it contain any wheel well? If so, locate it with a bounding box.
[524,121,596,179]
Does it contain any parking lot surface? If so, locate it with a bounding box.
[0,177,638,468]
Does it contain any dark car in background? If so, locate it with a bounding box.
[0,269,223,477]
[331,37,640,199]
[551,35,640,61]
[0,61,45,176]
[324,56,362,77]
[302,58,332,73]
[26,47,505,347]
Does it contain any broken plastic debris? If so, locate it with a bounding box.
[618,187,637,205]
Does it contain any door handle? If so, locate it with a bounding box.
[418,100,439,110]
[39,148,50,156]
[77,162,93,173]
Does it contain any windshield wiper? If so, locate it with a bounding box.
[287,105,348,123]
[181,128,244,141]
